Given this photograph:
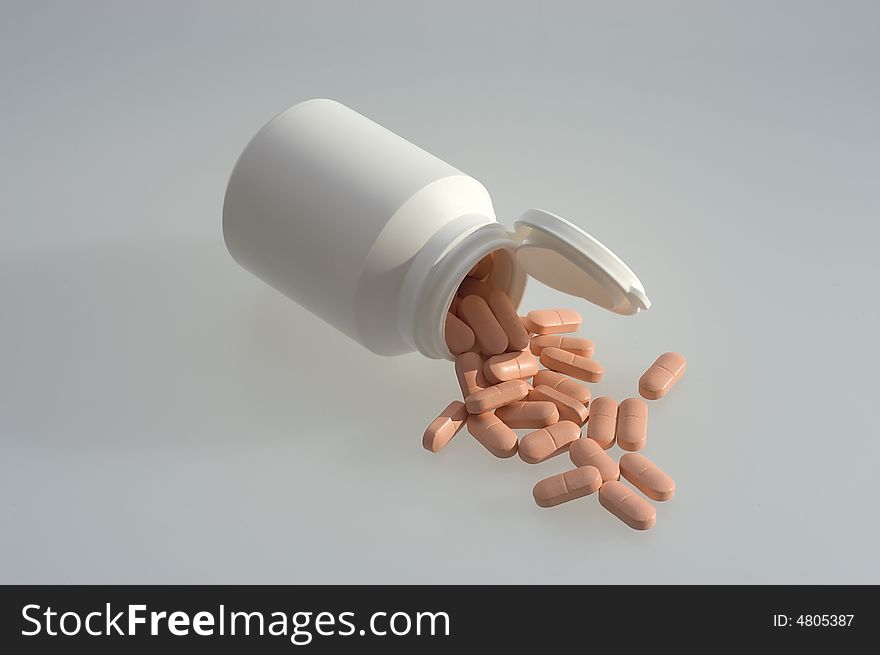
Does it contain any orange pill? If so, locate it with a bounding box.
[529,335,594,358]
[525,309,582,335]
[586,396,617,449]
[445,312,475,354]
[520,315,535,335]
[616,397,648,451]
[519,420,581,464]
[466,412,519,458]
[484,350,539,383]
[458,295,508,355]
[457,277,493,301]
[639,352,687,400]
[487,289,530,352]
[532,370,592,406]
[568,437,619,482]
[467,252,494,279]
[598,480,656,530]
[533,466,602,507]
[619,453,675,501]
[528,385,588,426]
[539,347,604,383]
[454,352,488,398]
[464,379,530,414]
[422,401,467,453]
[495,401,559,429]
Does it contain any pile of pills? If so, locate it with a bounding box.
[424,253,687,531]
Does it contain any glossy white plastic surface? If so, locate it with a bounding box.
[514,209,650,315]
[223,100,649,359]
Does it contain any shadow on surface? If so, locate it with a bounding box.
[0,239,449,451]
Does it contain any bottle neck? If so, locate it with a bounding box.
[401,217,526,359]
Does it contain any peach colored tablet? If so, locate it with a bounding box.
[639,352,686,400]
[484,350,539,383]
[488,289,530,351]
[586,397,617,449]
[520,315,535,334]
[518,421,581,464]
[528,385,588,426]
[422,401,467,452]
[568,437,619,482]
[529,335,594,358]
[532,370,591,406]
[457,277,493,301]
[466,412,519,458]
[616,398,648,452]
[539,347,604,383]
[525,309,582,335]
[467,252,494,280]
[619,453,675,501]
[598,480,656,530]
[445,312,475,354]
[533,466,602,507]
[455,352,488,398]
[458,295,508,355]
[495,401,559,429]
[464,379,530,414]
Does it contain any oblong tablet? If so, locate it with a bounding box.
[598,480,656,530]
[467,252,494,280]
[616,397,648,451]
[458,295,508,355]
[488,289,530,351]
[532,370,591,406]
[539,347,604,383]
[455,352,488,398]
[533,466,602,507]
[525,309,582,335]
[619,453,675,501]
[457,277,493,301]
[484,350,539,383]
[464,379,530,414]
[519,420,581,464]
[529,335,594,358]
[445,312,475,354]
[528,385,588,426]
[586,397,617,449]
[422,401,467,453]
[495,401,559,429]
[568,437,619,482]
[466,412,519,458]
[639,352,687,400]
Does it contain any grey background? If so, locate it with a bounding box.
[1,0,878,583]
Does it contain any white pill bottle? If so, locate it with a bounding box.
[223,99,649,359]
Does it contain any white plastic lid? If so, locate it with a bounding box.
[513,208,650,315]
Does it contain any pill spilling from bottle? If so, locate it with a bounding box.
[424,253,686,531]
[221,101,675,529]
